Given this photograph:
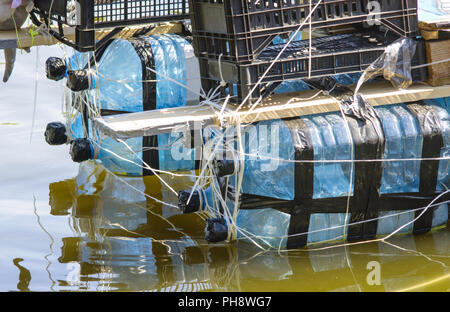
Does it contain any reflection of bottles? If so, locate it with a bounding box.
[49,180,75,216]
[58,237,83,263]
[72,195,96,218]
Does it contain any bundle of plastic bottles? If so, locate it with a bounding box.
[50,34,201,175]
[191,98,450,248]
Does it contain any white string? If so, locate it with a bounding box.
[308,0,312,79]
[232,151,450,164]
[29,46,39,143]
[412,58,450,69]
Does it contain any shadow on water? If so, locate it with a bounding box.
[47,161,450,292]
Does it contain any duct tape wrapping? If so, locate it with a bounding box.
[340,95,385,242]
[129,38,159,176]
[45,57,67,81]
[406,102,445,234]
[67,69,91,92]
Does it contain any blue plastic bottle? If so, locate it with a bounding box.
[68,34,201,175]
[80,34,200,111]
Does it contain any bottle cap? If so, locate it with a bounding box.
[70,138,93,163]
[67,70,91,92]
[205,218,228,243]
[44,122,68,145]
[178,190,201,214]
[45,57,67,81]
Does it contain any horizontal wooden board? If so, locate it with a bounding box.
[426,39,450,86]
[93,82,450,139]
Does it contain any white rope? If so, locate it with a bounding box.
[412,58,450,69]
[308,0,312,79]
[232,151,450,164]
[29,46,39,143]
[245,199,450,242]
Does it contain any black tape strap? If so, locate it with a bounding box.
[341,97,385,242]
[129,39,157,113]
[282,118,314,248]
[130,38,159,176]
[241,192,450,214]
[380,192,450,211]
[406,102,444,234]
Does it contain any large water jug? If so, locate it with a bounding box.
[66,34,201,110]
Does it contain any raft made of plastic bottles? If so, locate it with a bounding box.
[179,97,450,249]
[44,34,202,176]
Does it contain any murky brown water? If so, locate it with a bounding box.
[0,46,449,292]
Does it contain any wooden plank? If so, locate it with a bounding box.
[94,105,217,140]
[425,39,450,87]
[231,82,450,124]
[0,26,63,49]
[0,22,182,50]
[419,17,450,41]
[419,20,450,31]
[96,22,182,41]
[420,29,449,41]
[93,82,450,139]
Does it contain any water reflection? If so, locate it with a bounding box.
[12,258,31,292]
[48,161,450,292]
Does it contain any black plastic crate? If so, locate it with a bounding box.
[31,0,190,51]
[199,32,428,104]
[189,0,419,63]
